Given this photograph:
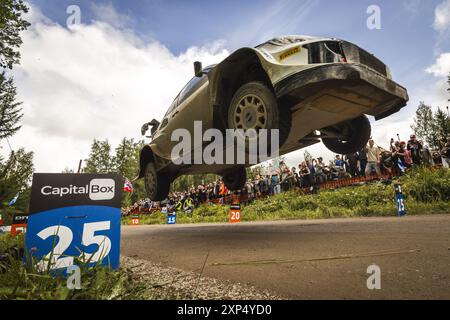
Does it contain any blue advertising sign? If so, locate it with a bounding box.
[26,173,122,271]
[167,213,176,224]
[394,184,406,216]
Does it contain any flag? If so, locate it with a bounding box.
[8,193,19,206]
[123,178,133,193]
[397,159,406,173]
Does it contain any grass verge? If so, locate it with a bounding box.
[0,233,154,300]
[122,167,450,225]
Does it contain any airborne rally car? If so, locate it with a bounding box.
[138,35,408,200]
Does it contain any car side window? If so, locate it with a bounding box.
[177,73,208,105]
[164,96,179,118]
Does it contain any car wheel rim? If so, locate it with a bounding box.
[233,94,267,131]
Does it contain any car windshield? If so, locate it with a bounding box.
[256,36,306,48]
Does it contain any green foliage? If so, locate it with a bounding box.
[0,0,30,69]
[0,233,152,300]
[401,167,450,202]
[0,72,23,139]
[125,167,450,225]
[114,138,146,206]
[83,139,115,174]
[448,72,450,101]
[0,1,32,213]
[0,148,33,220]
[434,107,450,143]
[171,173,219,192]
[411,102,450,148]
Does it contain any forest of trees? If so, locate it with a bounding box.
[0,0,33,222]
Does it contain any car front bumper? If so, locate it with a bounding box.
[273,63,409,120]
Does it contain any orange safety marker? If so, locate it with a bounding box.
[11,214,28,237]
[131,214,140,225]
[230,204,241,223]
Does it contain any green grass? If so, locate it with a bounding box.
[0,233,153,300]
[122,167,450,226]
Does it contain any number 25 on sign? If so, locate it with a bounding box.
[230,204,241,223]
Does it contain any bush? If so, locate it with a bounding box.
[401,167,450,202]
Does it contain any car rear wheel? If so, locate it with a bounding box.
[144,162,170,201]
[321,115,371,154]
[227,81,291,148]
[222,166,247,191]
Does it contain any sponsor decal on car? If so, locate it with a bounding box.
[279,47,300,61]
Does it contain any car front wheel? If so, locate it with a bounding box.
[227,81,291,148]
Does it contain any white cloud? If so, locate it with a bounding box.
[433,0,450,32]
[425,52,450,108]
[91,2,132,29]
[426,52,450,77]
[2,4,229,172]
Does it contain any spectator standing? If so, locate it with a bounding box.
[344,153,359,177]
[280,161,290,192]
[291,167,300,188]
[358,147,368,176]
[407,135,423,165]
[421,145,433,166]
[271,171,281,195]
[313,158,327,184]
[441,137,450,167]
[299,161,313,188]
[365,139,381,177]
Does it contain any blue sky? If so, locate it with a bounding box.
[3,0,450,171]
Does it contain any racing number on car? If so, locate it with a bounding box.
[230,204,241,223]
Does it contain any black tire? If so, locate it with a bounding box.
[144,162,170,201]
[322,115,371,154]
[222,166,246,191]
[227,81,291,147]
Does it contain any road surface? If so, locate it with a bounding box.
[121,215,450,299]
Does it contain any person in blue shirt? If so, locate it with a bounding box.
[335,155,345,168]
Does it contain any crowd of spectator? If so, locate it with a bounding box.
[122,134,450,216]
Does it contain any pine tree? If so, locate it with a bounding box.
[0,0,31,69]
[0,72,23,139]
[447,72,450,102]
[411,102,439,148]
[0,0,30,139]
[434,107,450,143]
[0,148,34,217]
[83,139,115,173]
[114,138,143,179]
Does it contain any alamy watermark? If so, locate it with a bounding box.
[367,5,381,30]
[170,121,279,165]
[67,265,81,290]
[366,264,381,290]
[66,5,81,29]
